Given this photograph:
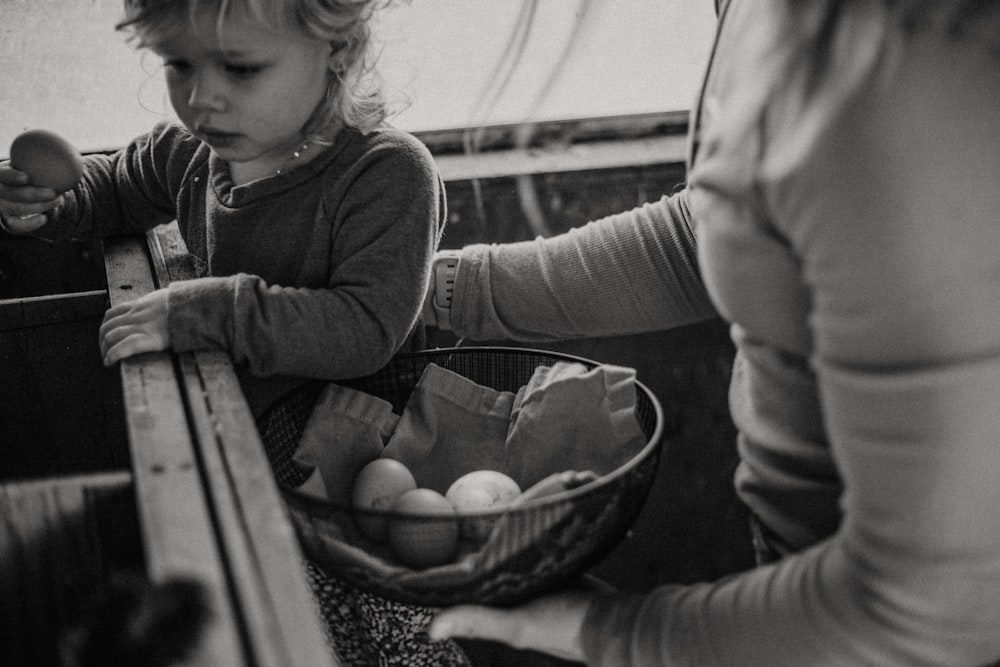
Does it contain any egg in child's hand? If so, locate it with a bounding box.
[9,129,84,193]
[446,470,522,540]
[388,488,459,568]
[351,458,417,542]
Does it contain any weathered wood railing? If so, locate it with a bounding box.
[99,222,333,666]
[1,223,332,665]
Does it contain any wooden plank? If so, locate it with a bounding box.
[415,110,690,156]
[172,353,287,667]
[0,291,126,480]
[179,352,332,666]
[433,134,687,181]
[147,221,197,281]
[147,223,333,666]
[103,234,247,666]
[0,472,137,667]
[0,289,107,332]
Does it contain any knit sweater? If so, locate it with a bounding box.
[448,0,1000,664]
[40,121,445,415]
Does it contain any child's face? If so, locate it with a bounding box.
[152,8,333,172]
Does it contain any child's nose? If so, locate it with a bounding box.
[187,71,226,112]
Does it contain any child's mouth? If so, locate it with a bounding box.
[197,128,240,149]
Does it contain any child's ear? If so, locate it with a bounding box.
[327,44,349,75]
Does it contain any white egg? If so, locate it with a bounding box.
[351,458,417,542]
[446,470,522,540]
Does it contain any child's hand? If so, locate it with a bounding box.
[99,289,172,366]
[0,161,64,234]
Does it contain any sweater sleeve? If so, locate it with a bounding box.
[166,133,444,380]
[449,188,718,342]
[32,122,194,242]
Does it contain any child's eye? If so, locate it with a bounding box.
[163,59,192,75]
[225,63,265,78]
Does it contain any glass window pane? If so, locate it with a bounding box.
[0,0,716,154]
[378,0,716,131]
[1,0,161,153]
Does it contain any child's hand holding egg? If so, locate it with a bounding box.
[10,130,84,193]
[1,129,83,234]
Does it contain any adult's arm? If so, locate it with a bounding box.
[448,188,718,342]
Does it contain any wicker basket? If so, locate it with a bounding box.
[281,347,664,607]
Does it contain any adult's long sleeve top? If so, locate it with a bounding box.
[37,122,445,415]
[447,0,1000,664]
[448,190,718,342]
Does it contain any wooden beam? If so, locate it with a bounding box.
[104,234,247,665]
[0,290,106,332]
[144,223,332,666]
[433,134,687,182]
[176,351,332,667]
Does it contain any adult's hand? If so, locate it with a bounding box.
[429,578,614,663]
[99,288,172,365]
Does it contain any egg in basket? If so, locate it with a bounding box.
[275,347,664,607]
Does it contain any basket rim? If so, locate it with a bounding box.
[282,345,665,519]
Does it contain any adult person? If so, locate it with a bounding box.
[427,0,1000,664]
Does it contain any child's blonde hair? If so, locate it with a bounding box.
[117,0,392,137]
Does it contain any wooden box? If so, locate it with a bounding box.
[0,228,331,666]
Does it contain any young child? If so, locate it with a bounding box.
[0,0,466,664]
